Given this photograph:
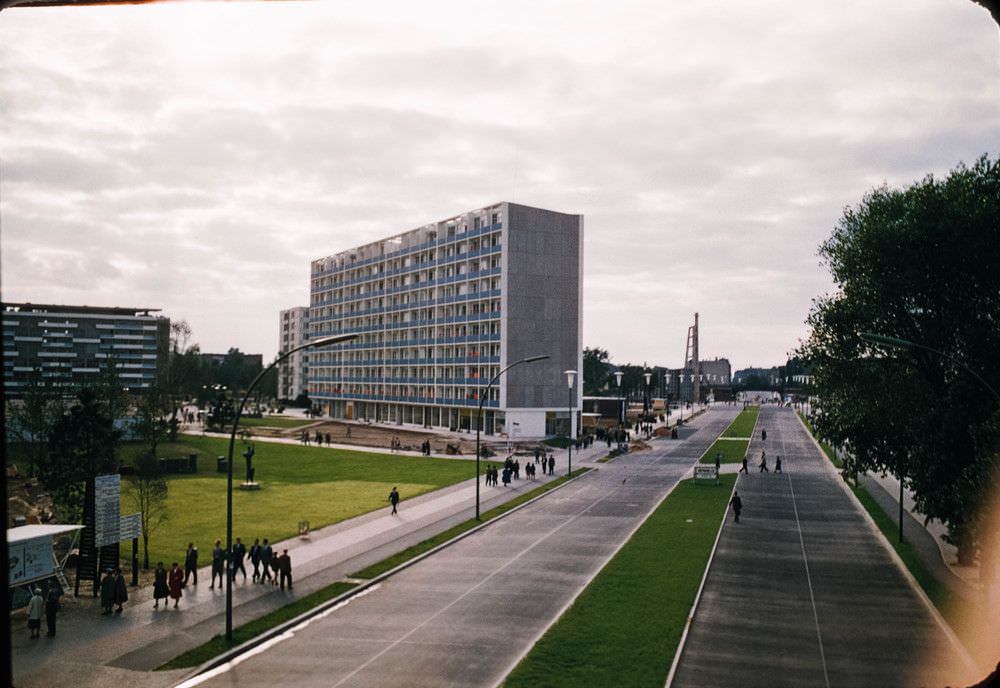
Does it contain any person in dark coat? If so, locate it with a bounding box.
[260,538,273,584]
[761,429,767,442]
[739,457,749,474]
[99,569,115,615]
[45,589,60,637]
[153,562,169,609]
[168,562,183,608]
[775,455,783,473]
[250,538,262,582]
[231,537,247,582]
[210,539,224,589]
[547,455,555,476]
[388,486,400,515]
[277,549,293,591]
[183,542,198,586]
[113,568,128,613]
[730,491,743,523]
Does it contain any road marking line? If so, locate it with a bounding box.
[787,471,832,688]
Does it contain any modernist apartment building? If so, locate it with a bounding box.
[2,303,169,395]
[278,306,310,401]
[308,202,582,438]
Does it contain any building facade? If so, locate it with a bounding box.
[667,357,732,402]
[308,202,582,438]
[2,303,169,395]
[278,306,310,401]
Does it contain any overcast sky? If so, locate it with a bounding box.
[1,0,997,370]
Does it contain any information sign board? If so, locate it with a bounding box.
[94,474,121,547]
[120,513,142,541]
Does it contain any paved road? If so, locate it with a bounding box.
[185,408,738,688]
[670,406,970,688]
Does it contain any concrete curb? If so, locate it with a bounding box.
[794,413,977,675]
[663,474,739,688]
[173,467,595,687]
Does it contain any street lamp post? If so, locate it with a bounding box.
[614,370,624,450]
[565,370,577,476]
[643,371,652,423]
[475,355,549,520]
[224,333,357,642]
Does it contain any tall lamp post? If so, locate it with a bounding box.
[224,333,357,642]
[565,369,577,476]
[475,354,549,520]
[859,332,1000,545]
[614,370,624,449]
[643,371,652,420]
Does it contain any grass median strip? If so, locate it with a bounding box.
[504,475,737,688]
[351,468,592,579]
[699,437,749,464]
[157,581,358,671]
[720,406,759,438]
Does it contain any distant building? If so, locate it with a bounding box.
[2,302,169,395]
[733,366,781,387]
[667,357,732,403]
[278,306,310,401]
[307,202,583,437]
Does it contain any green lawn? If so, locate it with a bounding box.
[699,438,749,464]
[119,436,498,567]
[720,406,759,438]
[504,475,736,688]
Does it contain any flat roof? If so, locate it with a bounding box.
[7,524,84,543]
[3,303,162,317]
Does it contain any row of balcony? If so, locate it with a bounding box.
[311,266,502,310]
[310,356,501,367]
[312,223,502,279]
[310,391,500,408]
[311,309,501,330]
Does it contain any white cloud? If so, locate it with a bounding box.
[1,0,997,369]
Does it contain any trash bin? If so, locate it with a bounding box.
[216,456,228,473]
[188,454,198,473]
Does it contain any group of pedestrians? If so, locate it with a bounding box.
[300,430,335,446]
[99,568,130,616]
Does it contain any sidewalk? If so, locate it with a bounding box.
[11,435,615,688]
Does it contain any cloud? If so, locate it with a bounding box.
[1,0,998,367]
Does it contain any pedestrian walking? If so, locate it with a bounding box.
[210,539,225,589]
[759,453,769,472]
[113,568,128,614]
[168,562,183,608]
[231,537,247,581]
[739,457,749,474]
[261,538,273,584]
[270,553,281,585]
[325,432,332,446]
[250,538,262,581]
[715,452,721,475]
[547,454,555,476]
[730,491,743,523]
[153,562,169,609]
[761,429,767,442]
[100,569,115,615]
[45,589,59,637]
[27,588,43,638]
[277,549,293,591]
[183,542,198,586]
[775,455,782,473]
[389,486,400,515]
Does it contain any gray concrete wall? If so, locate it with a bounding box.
[503,202,582,410]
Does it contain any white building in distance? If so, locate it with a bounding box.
[278,306,310,402]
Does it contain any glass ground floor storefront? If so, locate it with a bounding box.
[316,399,575,438]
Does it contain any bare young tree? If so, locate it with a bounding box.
[126,452,169,569]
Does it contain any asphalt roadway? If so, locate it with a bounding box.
[670,406,971,688]
[181,408,738,688]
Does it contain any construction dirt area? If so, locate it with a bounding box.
[253,418,540,458]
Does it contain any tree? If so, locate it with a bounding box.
[798,154,1000,565]
[39,388,121,522]
[5,369,60,477]
[583,347,611,395]
[132,382,169,457]
[125,452,168,569]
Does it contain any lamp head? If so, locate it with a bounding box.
[564,369,577,388]
[858,332,914,351]
[614,371,623,386]
[643,372,651,385]
[522,354,550,364]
